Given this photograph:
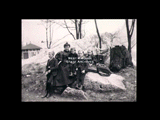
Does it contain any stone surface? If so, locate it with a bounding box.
[83,72,126,92]
[61,87,88,100]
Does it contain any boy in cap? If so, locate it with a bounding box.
[42,50,58,98]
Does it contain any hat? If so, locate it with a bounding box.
[64,42,70,48]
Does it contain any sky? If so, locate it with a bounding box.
[21,19,126,48]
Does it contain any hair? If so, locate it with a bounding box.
[78,50,84,54]
[48,50,55,56]
[64,42,70,48]
[70,47,76,51]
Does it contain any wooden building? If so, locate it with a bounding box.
[22,43,42,59]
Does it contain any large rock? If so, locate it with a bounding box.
[61,87,88,100]
[84,72,126,92]
[22,63,46,75]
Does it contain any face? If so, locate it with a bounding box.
[71,49,75,54]
[78,51,83,57]
[48,52,52,59]
[96,50,100,55]
[87,50,92,56]
[64,46,70,51]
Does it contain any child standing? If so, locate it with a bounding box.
[68,47,78,76]
[42,50,58,98]
[76,50,89,90]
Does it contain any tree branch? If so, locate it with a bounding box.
[70,19,75,24]
[125,19,130,39]
[130,19,135,37]
[131,42,136,49]
[64,20,76,40]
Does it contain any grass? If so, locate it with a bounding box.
[21,66,136,102]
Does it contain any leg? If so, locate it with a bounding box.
[73,64,77,75]
[41,81,51,98]
[69,64,73,76]
[75,68,80,89]
[78,73,85,90]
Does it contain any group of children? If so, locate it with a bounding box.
[43,43,105,98]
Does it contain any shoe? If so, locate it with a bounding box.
[75,84,79,89]
[69,72,73,76]
[46,93,51,98]
[78,85,83,90]
[41,92,48,98]
[74,71,77,75]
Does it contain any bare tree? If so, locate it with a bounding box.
[125,19,136,53]
[125,19,136,67]
[94,19,102,49]
[54,19,87,40]
[64,20,76,40]
[40,19,55,49]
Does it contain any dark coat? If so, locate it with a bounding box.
[68,53,78,64]
[46,58,58,84]
[54,50,75,86]
[77,56,89,72]
[76,56,89,85]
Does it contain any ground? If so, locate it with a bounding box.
[21,66,136,102]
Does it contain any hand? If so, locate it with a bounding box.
[45,70,51,76]
[76,68,78,71]
[45,71,48,76]
[48,70,51,73]
[89,64,92,66]
[81,70,85,73]
[96,63,99,66]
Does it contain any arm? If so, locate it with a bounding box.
[45,60,49,72]
[50,59,58,71]
[55,51,62,62]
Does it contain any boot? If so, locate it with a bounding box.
[46,93,51,98]
[78,85,83,90]
[75,83,79,89]
[69,72,73,76]
[73,71,77,75]
[41,92,48,98]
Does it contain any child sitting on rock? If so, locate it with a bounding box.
[68,47,78,76]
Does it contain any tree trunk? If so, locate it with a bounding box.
[75,19,79,39]
[79,19,82,39]
[125,19,135,66]
[46,19,49,49]
[128,37,131,54]
[94,19,102,49]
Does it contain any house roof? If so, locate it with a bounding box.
[22,43,42,50]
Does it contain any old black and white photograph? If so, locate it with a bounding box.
[21,19,137,102]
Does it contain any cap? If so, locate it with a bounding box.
[64,42,70,48]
